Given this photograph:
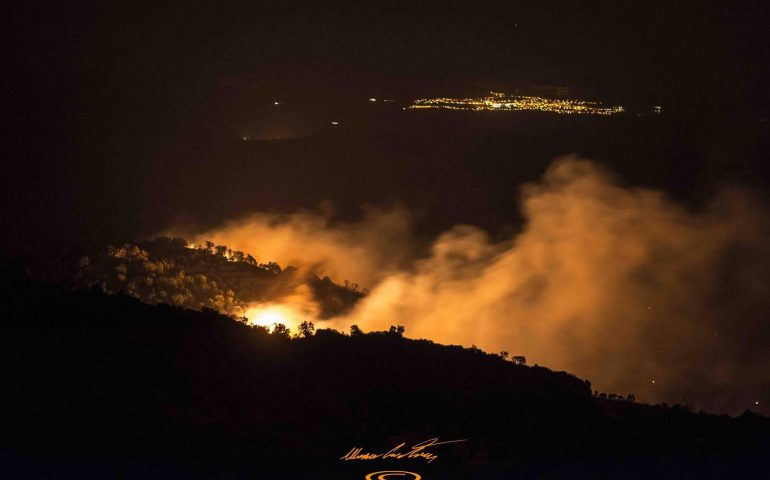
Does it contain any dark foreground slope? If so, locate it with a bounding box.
[1,265,769,479]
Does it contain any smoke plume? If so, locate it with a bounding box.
[173,156,770,414]
[177,203,415,287]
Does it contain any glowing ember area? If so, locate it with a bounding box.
[409,91,625,115]
[245,303,308,331]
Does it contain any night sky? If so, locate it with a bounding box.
[5,1,770,252]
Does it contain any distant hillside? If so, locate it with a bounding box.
[50,236,364,319]
[2,266,769,479]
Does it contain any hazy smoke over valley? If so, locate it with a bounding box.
[173,157,770,414]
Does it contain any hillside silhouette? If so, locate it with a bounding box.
[2,263,769,479]
[35,236,363,320]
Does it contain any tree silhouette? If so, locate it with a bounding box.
[389,325,405,336]
[350,324,363,336]
[262,262,282,275]
[271,323,290,338]
[512,355,527,365]
[298,321,315,338]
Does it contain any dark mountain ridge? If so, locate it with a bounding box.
[2,264,768,478]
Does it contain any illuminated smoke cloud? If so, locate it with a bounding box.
[175,203,416,288]
[174,157,770,414]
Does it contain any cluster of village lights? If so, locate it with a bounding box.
[408,91,625,115]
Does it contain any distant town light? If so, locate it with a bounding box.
[331,121,339,125]
[369,98,377,102]
[274,101,280,105]
[653,106,662,114]
[408,92,625,115]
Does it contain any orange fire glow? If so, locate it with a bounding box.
[245,303,309,332]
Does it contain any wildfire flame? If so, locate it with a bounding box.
[245,303,309,332]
